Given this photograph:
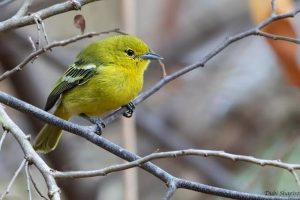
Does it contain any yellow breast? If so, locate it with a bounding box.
[61,65,144,116]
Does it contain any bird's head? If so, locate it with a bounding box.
[78,35,162,71]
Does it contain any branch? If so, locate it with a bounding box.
[52,149,300,178]
[291,170,300,190]
[0,105,60,200]
[256,31,300,44]
[0,0,101,33]
[0,130,8,151]
[25,161,33,200]
[0,28,120,81]
[0,159,26,200]
[0,93,297,200]
[32,13,50,48]
[28,165,49,200]
[0,0,14,7]
[13,0,33,19]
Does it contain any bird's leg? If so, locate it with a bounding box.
[122,101,136,118]
[80,114,105,135]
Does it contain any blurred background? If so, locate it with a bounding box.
[1,0,300,199]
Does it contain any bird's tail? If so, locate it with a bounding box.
[33,104,71,154]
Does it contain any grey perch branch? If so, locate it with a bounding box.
[0,93,298,200]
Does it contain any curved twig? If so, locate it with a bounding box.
[0,28,120,81]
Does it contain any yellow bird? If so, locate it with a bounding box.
[33,35,162,153]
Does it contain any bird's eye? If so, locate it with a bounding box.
[125,49,135,57]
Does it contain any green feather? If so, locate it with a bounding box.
[44,63,97,111]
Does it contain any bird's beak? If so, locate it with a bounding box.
[139,52,163,60]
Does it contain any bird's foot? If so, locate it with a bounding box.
[80,114,105,135]
[91,118,106,134]
[122,102,135,118]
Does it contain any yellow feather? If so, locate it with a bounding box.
[33,104,71,153]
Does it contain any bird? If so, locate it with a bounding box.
[33,35,162,153]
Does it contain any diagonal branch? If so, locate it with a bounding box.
[0,130,8,151]
[0,28,120,81]
[0,0,101,33]
[0,159,26,200]
[0,105,60,200]
[28,165,49,200]
[256,31,300,44]
[13,0,33,19]
[0,92,297,200]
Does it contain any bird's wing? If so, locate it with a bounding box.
[45,63,97,111]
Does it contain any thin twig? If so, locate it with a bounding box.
[158,59,167,78]
[0,28,120,81]
[0,105,60,200]
[0,130,8,151]
[13,0,33,18]
[32,14,42,50]
[25,161,32,200]
[0,159,26,200]
[39,17,50,45]
[150,48,167,77]
[28,36,37,52]
[28,165,48,200]
[52,149,300,179]
[256,30,300,44]
[32,13,50,46]
[0,0,14,7]
[0,0,101,33]
[291,169,300,190]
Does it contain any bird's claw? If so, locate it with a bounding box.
[93,118,105,135]
[80,114,105,135]
[122,102,135,118]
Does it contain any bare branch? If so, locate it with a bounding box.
[0,159,26,200]
[32,13,50,47]
[25,161,32,200]
[32,14,42,49]
[28,166,49,200]
[0,0,101,33]
[158,59,167,78]
[256,30,300,44]
[28,36,37,52]
[13,0,33,18]
[0,130,8,151]
[0,92,297,199]
[52,149,300,179]
[0,105,60,200]
[0,0,14,7]
[291,169,300,190]
[0,28,120,81]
